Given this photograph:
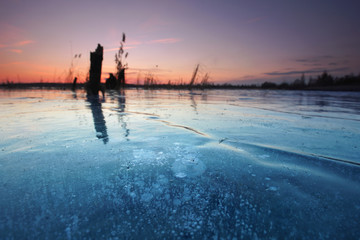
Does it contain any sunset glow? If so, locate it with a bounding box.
[1,0,359,84]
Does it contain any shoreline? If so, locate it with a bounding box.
[1,82,360,92]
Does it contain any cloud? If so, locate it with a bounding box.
[295,55,335,63]
[149,38,182,44]
[104,46,136,52]
[104,40,142,53]
[8,49,22,54]
[104,47,119,52]
[264,67,349,76]
[0,38,35,54]
[15,40,35,46]
[295,59,314,63]
[0,23,34,49]
[294,55,347,69]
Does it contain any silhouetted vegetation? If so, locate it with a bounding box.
[2,71,360,91]
[67,53,81,84]
[105,73,117,89]
[113,33,128,89]
[144,73,157,88]
[72,77,78,91]
[127,71,360,91]
[0,82,85,89]
[189,64,199,87]
[257,71,360,91]
[261,82,277,89]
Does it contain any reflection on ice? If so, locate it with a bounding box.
[108,89,130,141]
[86,95,108,144]
[0,89,360,239]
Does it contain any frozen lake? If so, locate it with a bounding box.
[0,89,359,239]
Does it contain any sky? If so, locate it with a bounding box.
[0,0,359,85]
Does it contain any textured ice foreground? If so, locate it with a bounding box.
[0,89,360,239]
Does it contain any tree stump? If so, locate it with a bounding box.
[87,44,103,96]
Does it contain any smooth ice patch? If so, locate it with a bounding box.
[172,156,206,178]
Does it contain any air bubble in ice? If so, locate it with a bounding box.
[266,186,278,191]
[172,156,206,178]
[175,172,187,178]
[141,193,153,202]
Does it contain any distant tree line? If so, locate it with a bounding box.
[256,72,360,90]
[203,71,358,90]
[137,71,360,90]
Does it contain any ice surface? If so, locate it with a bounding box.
[0,89,360,239]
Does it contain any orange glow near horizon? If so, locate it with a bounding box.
[1,1,359,86]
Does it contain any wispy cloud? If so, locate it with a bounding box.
[15,40,35,46]
[104,39,142,53]
[0,39,35,54]
[295,59,314,63]
[8,49,22,54]
[104,46,136,52]
[149,38,182,44]
[293,55,353,72]
[264,67,349,76]
[0,23,35,50]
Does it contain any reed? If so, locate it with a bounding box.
[115,33,128,89]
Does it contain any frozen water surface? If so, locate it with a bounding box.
[0,89,360,239]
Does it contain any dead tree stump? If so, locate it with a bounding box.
[87,44,104,96]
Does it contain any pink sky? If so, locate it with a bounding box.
[0,0,359,85]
